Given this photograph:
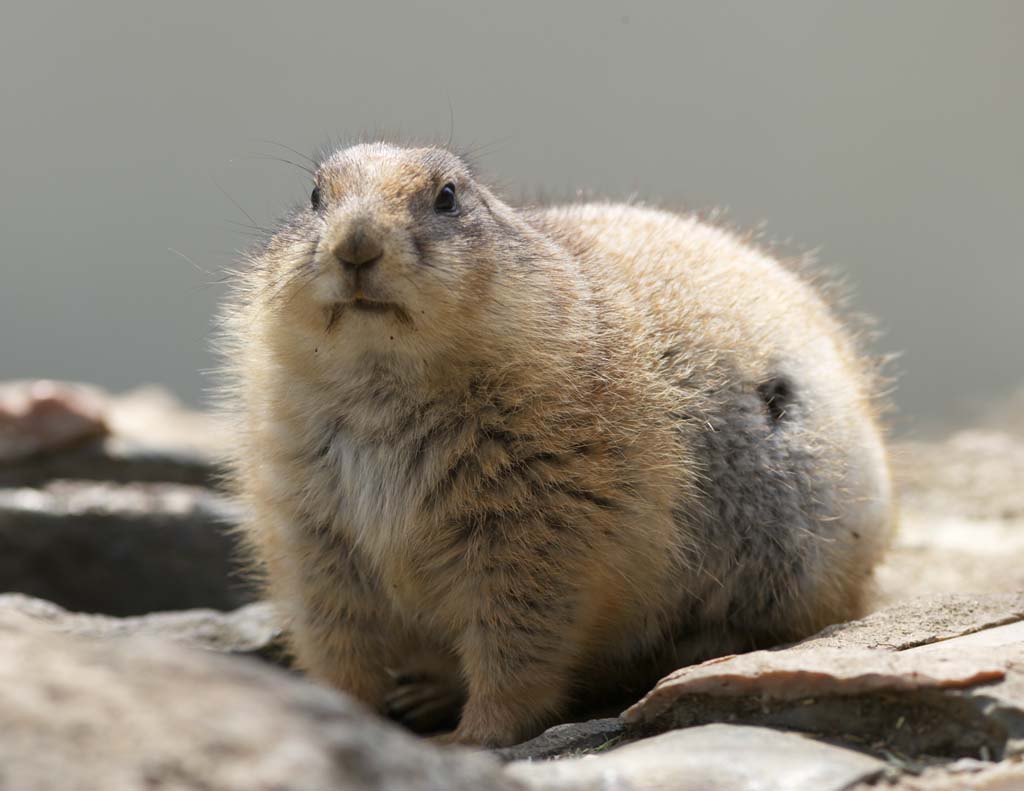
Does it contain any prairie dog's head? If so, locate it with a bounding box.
[244,143,578,378]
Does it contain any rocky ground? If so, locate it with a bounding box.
[1,380,1022,791]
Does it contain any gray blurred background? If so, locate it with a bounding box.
[2,1,1021,436]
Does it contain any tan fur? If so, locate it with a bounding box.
[217,143,893,746]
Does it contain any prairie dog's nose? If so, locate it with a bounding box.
[332,225,383,271]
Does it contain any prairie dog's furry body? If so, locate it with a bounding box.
[218,143,892,746]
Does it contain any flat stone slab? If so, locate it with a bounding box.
[0,613,517,791]
[0,381,225,487]
[904,621,1024,655]
[849,757,1024,790]
[0,380,107,463]
[793,593,1024,652]
[0,593,281,659]
[623,603,1024,761]
[894,431,1024,522]
[875,514,1024,603]
[506,724,885,791]
[624,647,1010,724]
[876,432,1024,603]
[0,481,254,615]
[0,436,218,488]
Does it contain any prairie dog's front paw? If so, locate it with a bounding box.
[386,674,464,734]
[432,712,528,748]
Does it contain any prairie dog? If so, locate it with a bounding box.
[218,142,892,747]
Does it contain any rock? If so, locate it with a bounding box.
[0,436,219,488]
[0,593,283,661]
[893,431,1024,522]
[0,382,225,488]
[2,381,1022,787]
[494,717,625,762]
[0,380,108,463]
[872,432,1024,603]
[625,647,1010,720]
[0,481,255,615]
[936,624,1024,760]
[623,598,1024,761]
[0,613,519,791]
[103,384,229,458]
[850,758,1024,790]
[875,513,1024,603]
[905,621,1024,654]
[506,724,886,791]
[793,593,1024,652]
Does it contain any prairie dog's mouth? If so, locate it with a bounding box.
[351,297,394,313]
[326,299,411,330]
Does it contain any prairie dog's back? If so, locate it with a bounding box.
[532,203,884,458]
[533,202,892,636]
[533,203,871,399]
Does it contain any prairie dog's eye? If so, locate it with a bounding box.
[310,186,322,210]
[434,183,458,215]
